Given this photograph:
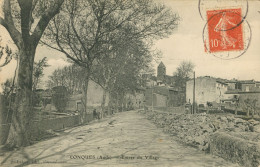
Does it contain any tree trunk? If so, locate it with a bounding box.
[81,73,90,124]
[108,92,113,115]
[0,95,12,145]
[5,47,35,148]
[101,88,107,118]
[116,93,119,113]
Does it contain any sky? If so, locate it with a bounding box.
[0,0,259,91]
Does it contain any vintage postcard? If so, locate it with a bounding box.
[0,0,259,166]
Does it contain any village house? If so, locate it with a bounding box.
[145,86,184,108]
[223,80,260,108]
[41,80,109,113]
[186,76,260,110]
[66,80,109,112]
[186,76,228,106]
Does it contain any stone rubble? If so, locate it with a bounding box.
[140,110,260,152]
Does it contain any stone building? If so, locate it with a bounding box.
[186,76,228,106]
[66,80,109,112]
[223,80,260,108]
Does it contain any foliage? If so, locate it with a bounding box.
[241,98,258,117]
[51,86,69,112]
[47,64,85,94]
[1,78,13,96]
[173,61,195,90]
[0,43,13,68]
[33,57,49,90]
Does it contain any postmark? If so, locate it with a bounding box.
[202,8,251,59]
[198,0,248,23]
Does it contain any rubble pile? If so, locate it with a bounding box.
[141,110,260,151]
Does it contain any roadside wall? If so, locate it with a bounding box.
[32,115,81,133]
[30,113,96,140]
[210,132,260,167]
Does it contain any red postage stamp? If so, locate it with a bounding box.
[206,8,244,53]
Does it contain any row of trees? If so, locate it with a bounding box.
[42,0,179,122]
[46,37,156,114]
[0,0,179,148]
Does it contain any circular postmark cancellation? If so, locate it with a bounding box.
[198,0,248,23]
[202,8,252,59]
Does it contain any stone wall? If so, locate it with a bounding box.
[31,115,81,134]
[31,113,95,132]
[210,132,260,167]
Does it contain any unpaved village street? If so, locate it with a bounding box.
[0,110,239,167]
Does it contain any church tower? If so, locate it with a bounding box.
[157,61,166,82]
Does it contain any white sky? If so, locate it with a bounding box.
[0,0,259,91]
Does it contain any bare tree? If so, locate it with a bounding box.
[173,61,195,91]
[0,0,64,147]
[47,64,85,94]
[42,0,179,123]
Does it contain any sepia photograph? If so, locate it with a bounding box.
[0,0,259,166]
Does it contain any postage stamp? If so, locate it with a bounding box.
[202,7,251,59]
[206,8,244,53]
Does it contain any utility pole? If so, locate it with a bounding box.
[192,71,196,114]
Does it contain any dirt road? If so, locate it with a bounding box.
[0,110,239,167]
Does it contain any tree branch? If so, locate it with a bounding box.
[17,0,33,42]
[1,0,22,49]
[31,0,64,46]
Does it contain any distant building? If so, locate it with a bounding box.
[157,62,166,82]
[156,61,176,86]
[186,76,228,106]
[224,82,260,108]
[186,75,260,110]
[225,80,237,90]
[66,80,109,112]
[145,86,184,108]
[144,62,185,108]
[236,80,259,92]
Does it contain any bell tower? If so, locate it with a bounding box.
[157,62,166,82]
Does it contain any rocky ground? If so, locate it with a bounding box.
[139,110,260,152]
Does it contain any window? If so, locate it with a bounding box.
[245,86,249,92]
